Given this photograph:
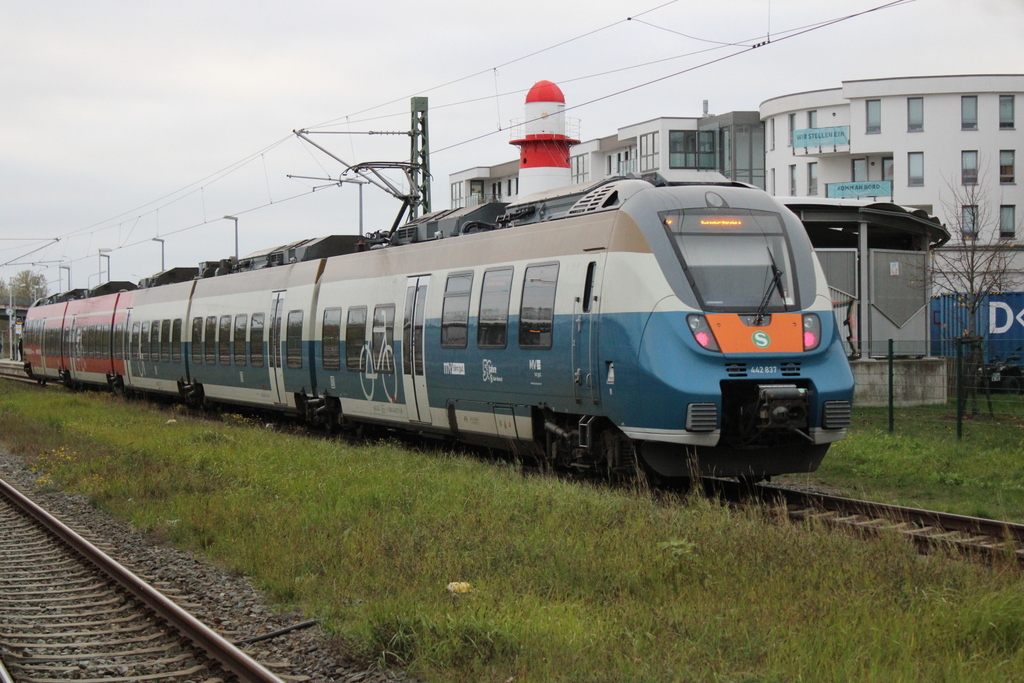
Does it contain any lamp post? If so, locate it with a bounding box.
[339,178,368,236]
[152,238,165,271]
[98,248,112,285]
[222,216,239,260]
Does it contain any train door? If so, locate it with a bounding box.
[572,255,606,407]
[69,315,82,377]
[123,309,135,385]
[268,291,287,405]
[402,276,432,424]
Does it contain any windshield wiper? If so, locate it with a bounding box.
[753,248,786,326]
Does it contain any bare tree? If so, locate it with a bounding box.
[931,164,1022,413]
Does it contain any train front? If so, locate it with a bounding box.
[615,184,853,479]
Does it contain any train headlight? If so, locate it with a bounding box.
[802,314,821,351]
[687,314,720,352]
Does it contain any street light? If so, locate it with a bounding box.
[339,178,369,236]
[152,238,165,271]
[98,248,112,284]
[222,216,239,260]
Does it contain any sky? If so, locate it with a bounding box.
[2,0,1023,292]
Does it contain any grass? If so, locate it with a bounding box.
[4,382,1024,681]
[778,396,1024,522]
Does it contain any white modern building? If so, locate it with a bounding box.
[761,75,1024,242]
[449,110,764,208]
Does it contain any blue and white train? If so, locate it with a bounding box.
[23,178,854,479]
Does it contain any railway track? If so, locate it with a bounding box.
[0,476,284,683]
[707,478,1024,563]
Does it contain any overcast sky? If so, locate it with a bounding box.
[2,0,1023,291]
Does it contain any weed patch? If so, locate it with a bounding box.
[4,383,1024,680]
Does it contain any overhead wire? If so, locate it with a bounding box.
[14,0,915,282]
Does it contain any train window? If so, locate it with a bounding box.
[346,306,367,372]
[478,267,513,349]
[321,308,342,371]
[113,324,125,360]
[172,319,182,363]
[582,261,597,313]
[219,316,232,365]
[233,315,247,366]
[286,310,303,369]
[519,263,559,349]
[161,320,172,362]
[141,321,150,361]
[372,305,395,374]
[204,317,217,365]
[250,313,265,368]
[191,317,203,364]
[151,321,160,362]
[131,322,141,361]
[441,272,472,349]
[660,208,796,312]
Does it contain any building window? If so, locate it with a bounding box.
[962,205,978,238]
[770,118,775,151]
[807,162,818,195]
[962,96,978,130]
[491,182,501,199]
[1001,95,1015,129]
[807,110,817,129]
[852,158,867,182]
[450,182,464,209]
[571,154,590,183]
[1000,150,1015,184]
[866,99,881,134]
[1000,205,1016,238]
[787,113,795,148]
[882,157,894,182]
[668,131,715,169]
[908,152,924,186]
[770,168,776,195]
[907,97,923,132]
[639,133,658,172]
[469,180,484,206]
[962,150,978,185]
[788,164,796,196]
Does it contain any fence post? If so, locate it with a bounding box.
[888,339,894,434]
[955,337,963,440]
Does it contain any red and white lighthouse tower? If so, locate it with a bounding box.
[510,80,579,198]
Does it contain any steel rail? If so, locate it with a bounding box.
[703,478,1024,561]
[757,483,1024,545]
[0,476,285,683]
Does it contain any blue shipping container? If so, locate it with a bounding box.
[930,292,1024,361]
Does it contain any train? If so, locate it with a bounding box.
[21,177,854,480]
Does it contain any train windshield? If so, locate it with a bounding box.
[660,208,796,312]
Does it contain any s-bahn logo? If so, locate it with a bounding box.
[752,331,771,348]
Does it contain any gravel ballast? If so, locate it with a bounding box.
[0,446,415,683]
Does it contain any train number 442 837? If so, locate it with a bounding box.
[749,365,778,375]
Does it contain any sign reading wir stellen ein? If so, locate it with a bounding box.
[793,126,849,148]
